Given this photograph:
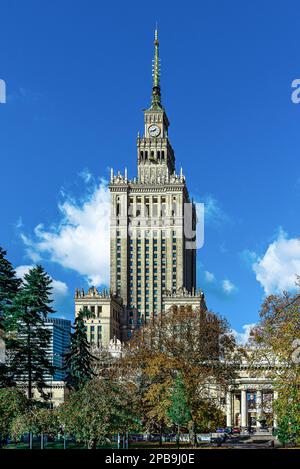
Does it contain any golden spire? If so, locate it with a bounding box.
[151,26,162,108]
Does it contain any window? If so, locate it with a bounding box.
[97,306,102,316]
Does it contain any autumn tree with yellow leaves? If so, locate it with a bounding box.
[121,305,239,446]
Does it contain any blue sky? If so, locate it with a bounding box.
[1,0,300,338]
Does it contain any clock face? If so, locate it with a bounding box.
[148,124,160,137]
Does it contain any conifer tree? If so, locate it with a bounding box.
[0,247,21,386]
[64,309,96,391]
[4,265,55,399]
[0,247,21,314]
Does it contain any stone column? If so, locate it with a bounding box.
[226,391,232,427]
[241,390,247,429]
[256,390,263,430]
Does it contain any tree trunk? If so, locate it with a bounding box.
[27,315,32,401]
[159,422,163,447]
[88,438,97,449]
[177,424,180,449]
[189,420,197,448]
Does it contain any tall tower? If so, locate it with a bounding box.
[109,29,196,335]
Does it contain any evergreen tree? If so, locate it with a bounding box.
[4,265,55,400]
[64,309,96,391]
[168,374,191,448]
[0,247,21,387]
[0,247,21,315]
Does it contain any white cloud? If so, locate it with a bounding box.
[201,267,237,297]
[253,229,300,295]
[204,271,216,283]
[222,279,237,294]
[15,265,32,279]
[20,174,110,286]
[231,323,256,345]
[79,168,93,184]
[15,265,68,303]
[202,194,230,226]
[51,279,68,298]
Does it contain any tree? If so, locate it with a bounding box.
[59,377,140,449]
[140,353,174,445]
[4,265,55,400]
[0,387,28,445]
[0,247,21,315]
[168,373,191,448]
[64,309,97,390]
[10,407,60,446]
[249,287,300,446]
[0,247,21,387]
[122,306,238,445]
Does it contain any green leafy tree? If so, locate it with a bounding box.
[0,247,21,386]
[64,309,96,390]
[168,374,191,448]
[249,287,300,446]
[59,377,140,449]
[10,407,60,444]
[0,387,28,444]
[4,265,55,399]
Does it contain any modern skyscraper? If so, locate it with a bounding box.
[75,30,204,343]
[44,317,71,381]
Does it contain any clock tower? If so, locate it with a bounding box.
[137,29,175,184]
[108,28,197,333]
[76,29,203,345]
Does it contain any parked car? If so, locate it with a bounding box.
[224,427,233,434]
[232,427,241,434]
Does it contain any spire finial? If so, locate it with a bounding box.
[151,26,162,108]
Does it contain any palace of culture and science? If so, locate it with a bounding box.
[75,29,206,346]
[24,30,275,431]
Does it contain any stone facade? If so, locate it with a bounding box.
[18,381,67,408]
[226,363,277,430]
[75,287,126,346]
[75,29,202,342]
